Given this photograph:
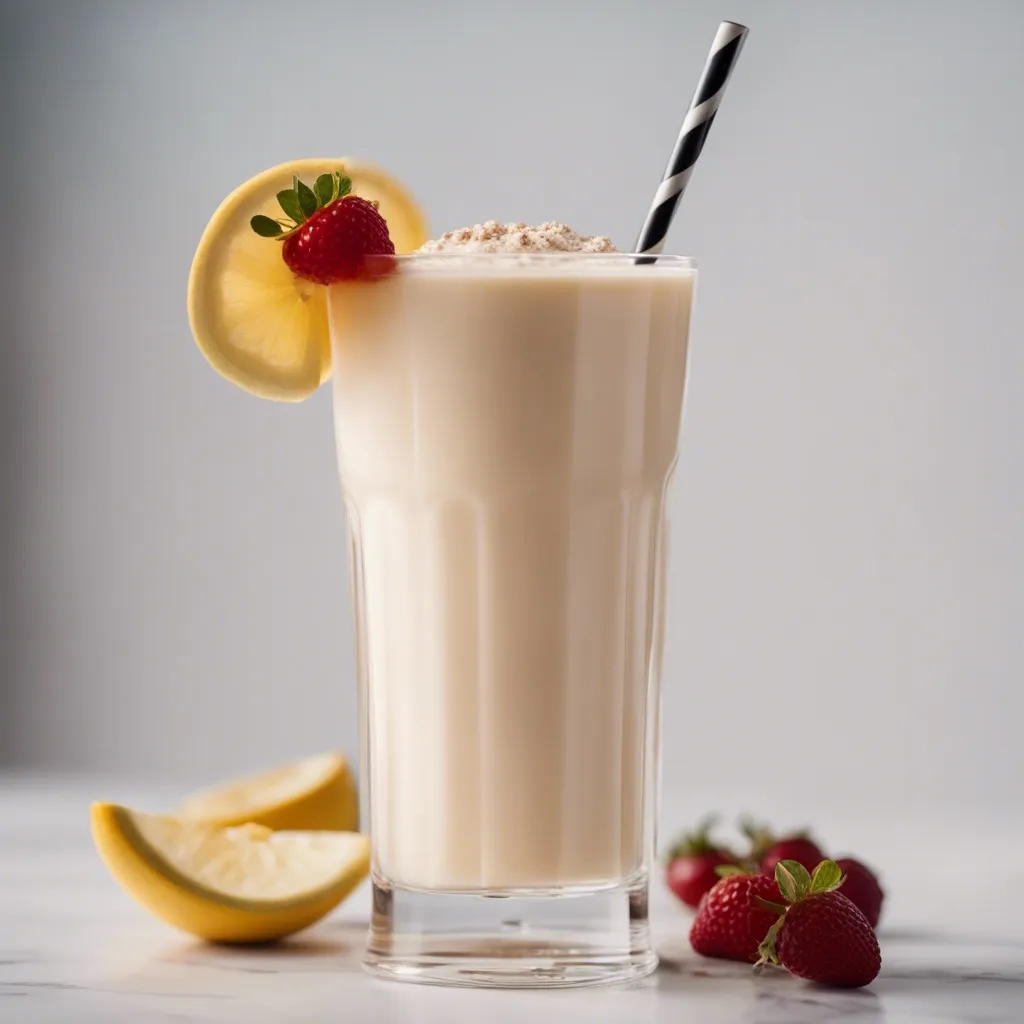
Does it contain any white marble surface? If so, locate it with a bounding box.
[2,776,1023,1023]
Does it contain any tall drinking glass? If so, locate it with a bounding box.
[329,253,696,988]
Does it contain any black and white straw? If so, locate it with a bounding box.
[634,21,748,256]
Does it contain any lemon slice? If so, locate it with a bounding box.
[188,158,428,401]
[91,804,369,943]
[176,752,358,833]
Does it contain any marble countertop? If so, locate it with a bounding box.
[2,776,1022,1023]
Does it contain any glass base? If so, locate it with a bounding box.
[364,873,656,989]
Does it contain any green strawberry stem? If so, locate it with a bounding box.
[754,915,786,969]
[250,170,353,241]
[775,858,846,902]
[738,816,775,864]
[667,814,730,859]
[739,817,816,866]
[714,864,749,879]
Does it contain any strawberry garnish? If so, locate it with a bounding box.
[755,859,882,988]
[250,171,395,284]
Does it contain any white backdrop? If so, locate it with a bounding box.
[3,0,1021,827]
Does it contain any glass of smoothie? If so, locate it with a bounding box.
[329,225,696,986]
[186,18,743,985]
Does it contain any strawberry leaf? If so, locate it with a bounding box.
[810,859,844,894]
[694,813,718,837]
[776,860,811,902]
[335,172,352,199]
[277,189,306,224]
[738,816,775,861]
[775,862,798,902]
[296,177,318,218]
[754,895,788,915]
[789,861,812,894]
[715,864,747,878]
[314,174,335,207]
[250,215,284,237]
[667,815,725,858]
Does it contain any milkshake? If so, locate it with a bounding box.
[331,236,694,894]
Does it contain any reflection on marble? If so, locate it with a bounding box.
[2,777,1022,1023]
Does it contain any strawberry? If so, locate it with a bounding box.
[757,834,826,878]
[834,857,885,929]
[250,170,395,284]
[738,818,826,878]
[760,836,826,877]
[689,871,784,963]
[756,859,881,988]
[666,817,737,909]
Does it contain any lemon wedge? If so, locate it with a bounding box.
[176,751,358,833]
[91,804,369,943]
[187,158,428,400]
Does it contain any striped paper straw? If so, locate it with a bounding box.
[634,21,748,256]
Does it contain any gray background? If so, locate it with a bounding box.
[2,0,1021,824]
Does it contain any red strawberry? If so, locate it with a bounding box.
[283,196,394,284]
[757,859,881,988]
[759,836,826,878]
[738,818,826,878]
[666,817,737,909]
[690,872,785,963]
[250,170,395,284]
[835,857,884,929]
[668,850,735,909]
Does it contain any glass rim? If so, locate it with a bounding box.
[386,252,697,268]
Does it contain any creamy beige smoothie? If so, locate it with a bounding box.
[329,228,694,892]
